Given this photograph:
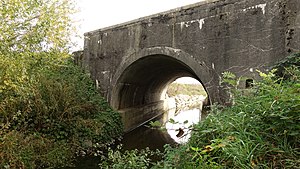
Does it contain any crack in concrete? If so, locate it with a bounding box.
[233,38,276,52]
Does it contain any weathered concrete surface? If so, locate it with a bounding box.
[119,101,164,132]
[78,0,300,131]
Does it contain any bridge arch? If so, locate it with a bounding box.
[111,47,211,110]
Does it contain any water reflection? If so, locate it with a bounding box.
[121,124,175,151]
[63,107,205,168]
[121,107,203,149]
[166,108,201,143]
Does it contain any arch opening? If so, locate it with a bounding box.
[164,77,208,143]
[111,49,211,132]
[113,54,209,110]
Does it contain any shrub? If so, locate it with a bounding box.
[0,61,123,168]
[99,146,162,169]
[0,131,73,168]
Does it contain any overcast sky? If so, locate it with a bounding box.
[76,0,202,32]
[73,0,203,48]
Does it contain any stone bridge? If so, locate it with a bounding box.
[76,0,300,132]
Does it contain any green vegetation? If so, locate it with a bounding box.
[1,0,299,168]
[0,0,122,168]
[167,83,207,97]
[99,145,162,169]
[163,53,300,168]
[100,53,300,168]
[0,62,123,168]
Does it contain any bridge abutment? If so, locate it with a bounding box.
[119,101,165,132]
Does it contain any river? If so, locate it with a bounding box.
[65,107,204,168]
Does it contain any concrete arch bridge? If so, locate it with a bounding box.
[75,0,300,132]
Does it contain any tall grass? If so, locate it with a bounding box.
[160,53,300,168]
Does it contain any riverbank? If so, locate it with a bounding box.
[172,94,206,112]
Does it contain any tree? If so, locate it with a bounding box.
[0,0,76,101]
[0,0,75,54]
[0,1,77,167]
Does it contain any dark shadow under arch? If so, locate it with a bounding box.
[111,47,211,110]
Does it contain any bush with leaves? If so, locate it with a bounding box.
[0,60,123,168]
[0,0,75,121]
[0,0,123,168]
[99,145,162,169]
